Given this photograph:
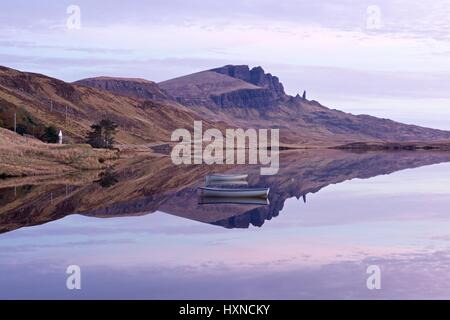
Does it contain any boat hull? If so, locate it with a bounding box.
[206,174,248,182]
[199,187,269,199]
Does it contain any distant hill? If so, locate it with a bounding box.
[157,65,450,145]
[0,66,216,146]
[74,76,170,100]
[2,64,450,147]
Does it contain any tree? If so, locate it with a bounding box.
[87,123,103,148]
[100,119,118,149]
[96,168,119,188]
[42,126,59,143]
[86,119,118,149]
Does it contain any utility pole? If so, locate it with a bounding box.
[65,105,68,121]
[50,100,53,112]
[14,112,16,133]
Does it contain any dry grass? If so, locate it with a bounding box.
[0,128,119,177]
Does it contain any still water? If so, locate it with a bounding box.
[1,150,450,299]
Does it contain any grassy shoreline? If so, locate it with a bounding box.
[0,128,119,178]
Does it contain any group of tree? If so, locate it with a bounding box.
[86,119,118,149]
[42,126,59,143]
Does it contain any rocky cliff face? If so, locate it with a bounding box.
[211,65,285,97]
[179,65,287,110]
[211,87,276,109]
[158,64,450,144]
[74,77,170,100]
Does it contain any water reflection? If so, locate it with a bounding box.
[96,168,119,188]
[1,149,450,234]
[2,150,450,299]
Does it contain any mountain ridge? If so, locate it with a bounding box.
[1,64,450,147]
[157,64,450,145]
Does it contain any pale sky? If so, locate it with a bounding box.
[1,0,450,129]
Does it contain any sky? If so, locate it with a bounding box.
[1,0,450,129]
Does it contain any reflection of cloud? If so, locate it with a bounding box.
[2,248,450,299]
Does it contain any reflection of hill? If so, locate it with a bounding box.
[1,150,450,234]
[211,150,450,228]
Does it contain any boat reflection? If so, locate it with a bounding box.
[198,196,270,206]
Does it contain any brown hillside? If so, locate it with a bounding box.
[0,66,216,147]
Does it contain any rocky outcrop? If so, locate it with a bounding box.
[74,77,170,100]
[211,88,276,109]
[203,65,286,110]
[211,65,252,83]
[249,66,285,97]
[211,65,285,97]
[157,64,450,144]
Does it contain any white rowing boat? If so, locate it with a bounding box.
[199,187,269,199]
[206,174,248,183]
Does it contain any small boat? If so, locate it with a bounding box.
[206,174,248,183]
[199,197,269,206]
[199,187,269,199]
[207,180,248,187]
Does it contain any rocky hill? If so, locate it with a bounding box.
[0,66,216,146]
[211,65,286,97]
[158,65,450,146]
[2,64,450,147]
[74,76,170,100]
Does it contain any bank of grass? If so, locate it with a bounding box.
[0,128,119,177]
